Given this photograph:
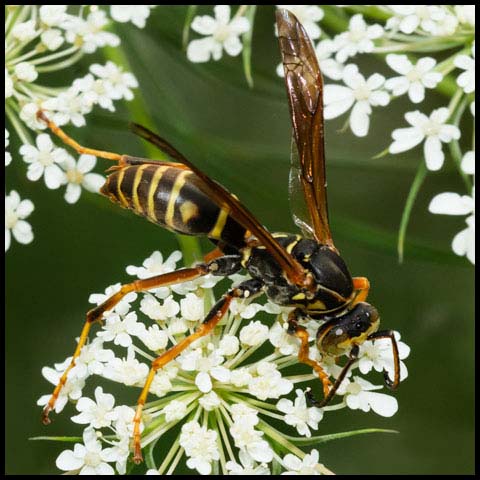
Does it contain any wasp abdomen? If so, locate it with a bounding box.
[101,164,246,248]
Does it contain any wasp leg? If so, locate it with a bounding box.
[36,110,123,162]
[352,276,370,303]
[132,278,263,463]
[352,277,370,304]
[367,330,400,390]
[287,309,332,400]
[306,345,360,408]
[41,256,242,425]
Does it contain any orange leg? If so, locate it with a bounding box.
[352,276,370,304]
[41,264,212,425]
[287,310,332,398]
[132,279,263,463]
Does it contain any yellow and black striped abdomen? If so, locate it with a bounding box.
[100,164,246,248]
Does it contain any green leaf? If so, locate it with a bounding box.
[285,428,398,446]
[242,5,257,88]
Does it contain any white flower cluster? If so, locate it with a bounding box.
[39,249,409,475]
[5,5,155,252]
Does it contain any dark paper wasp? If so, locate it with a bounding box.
[38,9,400,463]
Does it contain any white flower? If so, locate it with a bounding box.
[90,61,138,101]
[455,6,475,27]
[11,20,37,42]
[218,334,240,356]
[72,73,115,111]
[333,14,384,63]
[277,389,323,437]
[281,449,322,475]
[5,190,34,252]
[162,399,188,422]
[276,5,324,40]
[110,6,155,29]
[40,28,64,51]
[56,428,115,475]
[389,108,461,171]
[19,134,68,189]
[324,64,390,137]
[248,361,293,400]
[177,346,230,393]
[240,320,270,346]
[386,6,446,35]
[89,283,137,317]
[71,387,117,429]
[97,311,146,347]
[358,332,410,382]
[269,322,300,356]
[429,189,475,264]
[179,421,220,475]
[140,294,180,321]
[226,450,270,475]
[461,151,475,175]
[60,154,105,204]
[5,129,12,166]
[14,62,38,83]
[230,298,264,319]
[70,338,115,379]
[338,376,398,417]
[138,324,169,352]
[102,436,130,475]
[385,54,443,103]
[39,5,68,27]
[314,39,344,81]
[187,5,250,63]
[230,420,274,463]
[180,292,205,322]
[198,391,222,411]
[127,250,182,279]
[63,10,120,54]
[102,346,149,386]
[5,68,13,98]
[19,102,51,130]
[37,365,85,414]
[43,87,92,127]
[454,44,475,94]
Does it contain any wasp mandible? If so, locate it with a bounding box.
[38,9,401,463]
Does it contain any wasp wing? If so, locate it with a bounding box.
[276,9,336,251]
[130,122,308,287]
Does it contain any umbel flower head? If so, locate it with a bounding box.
[38,249,409,475]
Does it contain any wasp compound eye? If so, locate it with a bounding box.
[316,302,380,357]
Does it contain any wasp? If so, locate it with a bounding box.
[38,9,400,463]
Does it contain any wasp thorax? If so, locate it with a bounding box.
[316,302,380,356]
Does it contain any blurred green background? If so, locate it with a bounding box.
[5,6,474,475]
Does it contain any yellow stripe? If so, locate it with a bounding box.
[165,170,190,227]
[132,164,149,214]
[116,168,129,208]
[209,207,229,239]
[147,166,167,221]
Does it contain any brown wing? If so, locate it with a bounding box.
[276,9,336,252]
[130,123,308,287]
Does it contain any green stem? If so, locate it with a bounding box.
[182,6,198,50]
[35,50,84,73]
[397,162,428,263]
[241,5,257,88]
[5,101,32,146]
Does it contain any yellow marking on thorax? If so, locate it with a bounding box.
[165,170,190,227]
[209,207,229,239]
[147,166,168,221]
[132,164,150,214]
[116,168,129,208]
[180,201,199,224]
[307,299,326,310]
